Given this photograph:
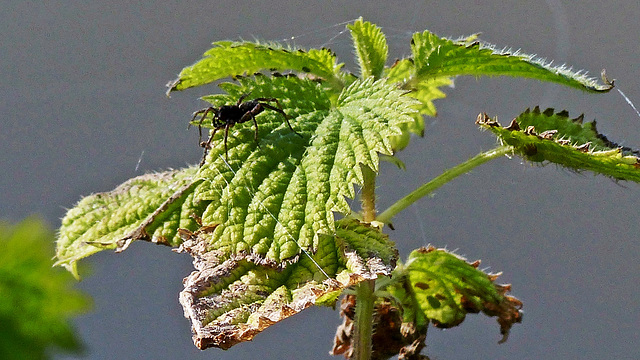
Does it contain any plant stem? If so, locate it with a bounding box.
[377,145,513,224]
[352,164,377,360]
[353,279,375,360]
[360,164,377,223]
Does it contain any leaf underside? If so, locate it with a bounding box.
[477,107,640,181]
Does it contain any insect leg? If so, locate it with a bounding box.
[191,107,215,145]
[259,100,302,137]
[223,123,231,162]
[199,127,218,167]
[238,106,262,149]
[251,113,260,144]
[237,93,250,105]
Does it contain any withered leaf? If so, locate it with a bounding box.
[179,218,398,350]
[331,295,429,360]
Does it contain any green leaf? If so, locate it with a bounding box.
[0,218,90,359]
[384,27,612,142]
[385,58,452,148]
[347,18,388,79]
[386,58,452,119]
[386,246,522,343]
[476,107,640,181]
[166,41,347,94]
[387,28,612,144]
[192,75,417,265]
[179,218,397,350]
[55,168,205,278]
[55,74,416,277]
[410,30,612,92]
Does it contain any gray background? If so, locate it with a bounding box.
[2,1,639,359]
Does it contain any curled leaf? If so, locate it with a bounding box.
[477,107,640,181]
[387,246,522,344]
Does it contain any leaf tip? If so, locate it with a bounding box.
[54,258,81,280]
[601,68,615,89]
[165,78,180,97]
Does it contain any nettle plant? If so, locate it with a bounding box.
[55,19,640,359]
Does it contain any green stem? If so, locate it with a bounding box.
[377,145,513,224]
[353,279,375,360]
[352,164,377,360]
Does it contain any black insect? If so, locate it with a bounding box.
[191,94,301,165]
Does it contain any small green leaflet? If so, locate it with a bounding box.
[386,28,610,141]
[409,30,612,93]
[347,18,388,79]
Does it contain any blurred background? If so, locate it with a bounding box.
[2,1,639,359]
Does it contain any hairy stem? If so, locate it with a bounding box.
[352,165,378,360]
[360,164,377,223]
[377,145,513,224]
